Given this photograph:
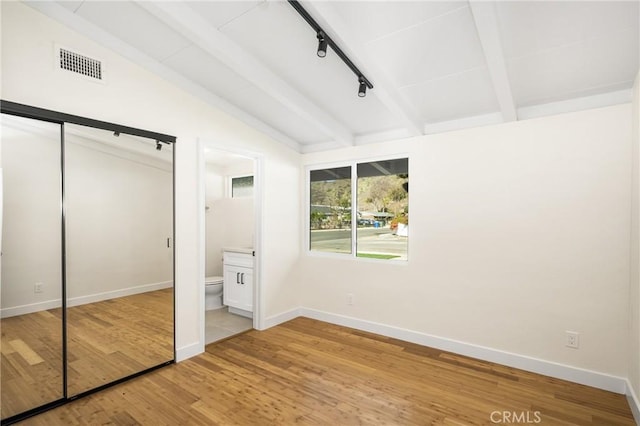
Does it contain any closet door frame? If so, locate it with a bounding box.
[0,100,176,426]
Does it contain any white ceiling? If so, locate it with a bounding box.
[28,0,640,153]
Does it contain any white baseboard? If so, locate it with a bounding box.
[0,281,173,318]
[176,341,204,362]
[626,380,640,425]
[0,299,62,318]
[261,308,301,330]
[67,281,173,307]
[299,308,627,394]
[228,306,253,319]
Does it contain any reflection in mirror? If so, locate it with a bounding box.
[64,124,174,396]
[0,114,64,419]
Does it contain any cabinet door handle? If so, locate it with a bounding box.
[236,272,240,284]
[240,273,245,285]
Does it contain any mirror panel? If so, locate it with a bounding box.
[0,114,64,418]
[64,124,174,396]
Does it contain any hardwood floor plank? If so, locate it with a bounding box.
[13,317,635,425]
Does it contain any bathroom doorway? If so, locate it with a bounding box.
[203,146,259,344]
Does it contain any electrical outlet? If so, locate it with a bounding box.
[34,282,43,294]
[566,331,579,349]
[347,293,354,306]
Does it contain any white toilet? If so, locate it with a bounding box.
[205,276,224,310]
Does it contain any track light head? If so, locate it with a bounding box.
[358,77,367,98]
[156,141,162,151]
[317,31,327,58]
[113,131,120,137]
[290,1,373,98]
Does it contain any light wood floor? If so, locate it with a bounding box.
[1,289,173,420]
[1,308,64,419]
[66,288,173,396]
[17,317,634,425]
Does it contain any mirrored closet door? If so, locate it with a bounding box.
[0,102,175,424]
[0,113,64,419]
[64,124,174,396]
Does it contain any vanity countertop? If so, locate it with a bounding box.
[223,247,254,255]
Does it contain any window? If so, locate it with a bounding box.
[309,158,408,260]
[231,175,253,198]
[356,158,408,260]
[309,166,352,254]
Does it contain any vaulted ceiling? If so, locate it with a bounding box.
[27,1,639,153]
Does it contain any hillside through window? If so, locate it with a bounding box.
[356,159,408,260]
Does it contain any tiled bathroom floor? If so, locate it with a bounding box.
[205,307,253,345]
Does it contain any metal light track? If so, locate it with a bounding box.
[287,0,373,90]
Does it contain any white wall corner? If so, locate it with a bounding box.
[626,379,640,425]
[176,341,204,362]
[261,308,301,330]
[299,308,628,394]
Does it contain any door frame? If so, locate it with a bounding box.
[198,140,265,340]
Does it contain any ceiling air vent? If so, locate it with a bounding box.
[58,47,103,81]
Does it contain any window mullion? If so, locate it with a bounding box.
[351,162,357,256]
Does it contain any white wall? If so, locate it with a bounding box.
[1,117,63,315]
[630,70,640,405]
[204,163,255,277]
[1,2,301,358]
[205,164,225,277]
[224,160,255,181]
[64,130,173,303]
[300,104,632,379]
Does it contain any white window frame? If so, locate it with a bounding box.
[305,155,409,263]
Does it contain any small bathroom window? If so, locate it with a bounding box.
[231,175,254,198]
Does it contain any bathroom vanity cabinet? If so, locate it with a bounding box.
[223,249,254,318]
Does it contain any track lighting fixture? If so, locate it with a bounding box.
[317,31,327,58]
[288,0,373,98]
[113,131,120,137]
[358,77,367,98]
[156,141,162,151]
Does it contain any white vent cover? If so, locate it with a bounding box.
[57,47,104,81]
